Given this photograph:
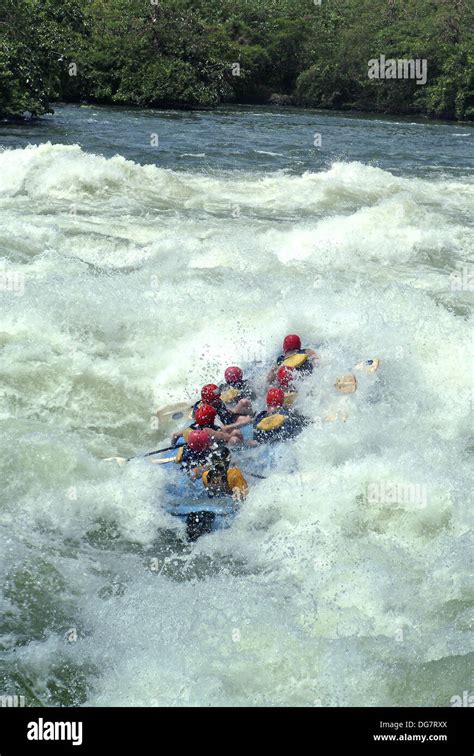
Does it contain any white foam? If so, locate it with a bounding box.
[0,143,472,706]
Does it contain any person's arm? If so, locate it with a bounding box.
[307,348,319,363]
[222,415,253,431]
[202,426,232,443]
[231,398,253,416]
[217,401,249,427]
[189,465,208,480]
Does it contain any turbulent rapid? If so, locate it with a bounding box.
[0,106,472,706]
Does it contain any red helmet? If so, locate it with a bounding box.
[267,388,285,408]
[277,365,295,388]
[201,383,220,405]
[224,366,243,385]
[195,404,217,427]
[187,430,211,452]
[283,334,301,353]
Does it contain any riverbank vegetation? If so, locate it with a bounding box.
[1,0,472,120]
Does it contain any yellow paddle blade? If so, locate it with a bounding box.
[354,358,380,374]
[154,401,193,434]
[156,401,192,423]
[334,374,357,394]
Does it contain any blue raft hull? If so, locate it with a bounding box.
[156,426,286,537]
[158,450,238,533]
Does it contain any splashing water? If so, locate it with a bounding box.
[0,106,472,706]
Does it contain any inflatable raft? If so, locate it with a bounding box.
[152,356,380,540]
[156,445,240,541]
[155,436,292,541]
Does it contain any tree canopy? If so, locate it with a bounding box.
[1,0,472,120]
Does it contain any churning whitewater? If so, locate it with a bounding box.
[0,107,472,707]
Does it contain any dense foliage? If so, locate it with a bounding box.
[1,0,473,120]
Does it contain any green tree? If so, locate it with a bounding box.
[0,0,86,117]
[0,0,472,120]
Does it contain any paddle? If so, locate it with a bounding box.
[103,444,178,465]
[105,358,380,469]
[334,358,380,394]
[149,456,178,465]
[334,374,357,394]
[156,401,193,425]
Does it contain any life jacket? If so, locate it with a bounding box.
[253,408,306,444]
[219,379,254,404]
[202,467,247,498]
[277,349,313,374]
[255,410,288,433]
[219,386,241,404]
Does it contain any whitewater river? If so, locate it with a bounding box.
[0,104,472,706]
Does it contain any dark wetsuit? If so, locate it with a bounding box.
[203,469,231,498]
[179,445,212,474]
[253,407,307,445]
[276,349,314,375]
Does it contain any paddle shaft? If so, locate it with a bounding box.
[129,444,178,462]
